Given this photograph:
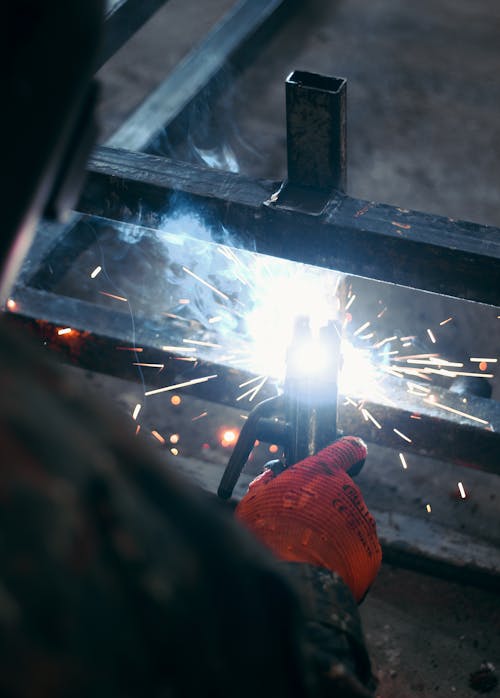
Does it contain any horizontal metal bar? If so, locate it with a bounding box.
[106,0,290,150]
[7,284,500,475]
[99,0,169,70]
[80,147,500,306]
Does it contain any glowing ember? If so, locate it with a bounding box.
[100,291,128,302]
[269,444,279,454]
[458,481,467,499]
[427,328,437,343]
[170,448,179,456]
[132,403,142,420]
[90,265,102,278]
[171,395,182,406]
[426,504,432,513]
[6,298,17,311]
[57,327,72,336]
[220,429,239,447]
[399,453,408,469]
[152,430,166,445]
[169,434,180,444]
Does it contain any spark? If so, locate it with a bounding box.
[57,328,72,336]
[439,317,453,326]
[424,398,489,425]
[470,357,497,363]
[406,359,464,367]
[171,395,182,406]
[145,374,218,397]
[208,316,222,324]
[345,294,356,311]
[162,345,196,353]
[427,328,437,344]
[170,448,179,456]
[117,346,143,352]
[377,307,387,318]
[402,342,412,347]
[6,299,17,311]
[99,291,128,302]
[400,336,416,342]
[162,312,193,323]
[169,434,180,444]
[374,335,397,349]
[151,430,166,445]
[192,411,208,421]
[399,453,408,469]
[239,374,266,389]
[407,381,430,394]
[345,396,358,407]
[360,332,375,340]
[269,444,280,454]
[410,414,422,420]
[393,428,412,443]
[426,504,432,513]
[395,353,439,360]
[434,370,494,379]
[132,403,141,420]
[90,266,102,278]
[236,376,267,402]
[178,299,190,304]
[353,321,371,337]
[133,363,165,369]
[182,266,230,301]
[183,338,222,349]
[458,482,467,499]
[135,425,141,436]
[361,408,382,429]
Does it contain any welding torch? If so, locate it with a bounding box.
[218,316,363,500]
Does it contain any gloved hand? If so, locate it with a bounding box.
[236,436,382,602]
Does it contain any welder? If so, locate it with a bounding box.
[0,2,381,697]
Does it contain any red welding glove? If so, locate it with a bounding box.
[236,437,382,602]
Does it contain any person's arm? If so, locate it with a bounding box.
[236,437,382,696]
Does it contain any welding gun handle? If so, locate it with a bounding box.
[218,396,283,500]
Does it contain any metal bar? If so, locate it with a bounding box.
[6,284,500,474]
[99,0,169,70]
[286,71,347,191]
[106,0,290,150]
[79,147,500,306]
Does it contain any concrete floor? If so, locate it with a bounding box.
[92,1,500,695]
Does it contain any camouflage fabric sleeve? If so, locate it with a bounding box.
[0,318,373,697]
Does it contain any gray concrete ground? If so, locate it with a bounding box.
[90,1,500,695]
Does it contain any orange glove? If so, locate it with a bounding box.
[236,436,382,602]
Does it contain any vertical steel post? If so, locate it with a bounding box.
[286,71,347,192]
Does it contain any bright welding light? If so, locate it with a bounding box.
[287,339,330,377]
[244,263,341,379]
